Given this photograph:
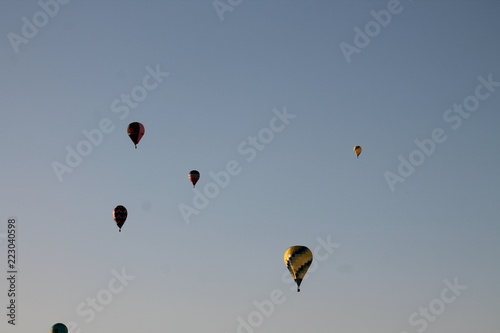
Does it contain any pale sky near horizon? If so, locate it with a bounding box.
[1,1,500,332]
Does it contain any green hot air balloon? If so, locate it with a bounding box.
[51,323,68,333]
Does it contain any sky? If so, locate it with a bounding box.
[1,0,500,332]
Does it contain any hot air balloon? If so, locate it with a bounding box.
[127,122,145,148]
[284,246,313,292]
[188,170,200,188]
[51,323,68,333]
[353,146,362,158]
[112,205,127,232]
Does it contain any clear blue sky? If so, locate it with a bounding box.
[1,1,499,332]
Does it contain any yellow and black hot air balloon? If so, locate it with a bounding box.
[188,170,200,188]
[112,205,128,232]
[284,246,313,292]
[51,323,68,333]
[127,122,145,148]
[353,145,362,158]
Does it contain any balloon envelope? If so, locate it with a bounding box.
[284,246,313,292]
[127,122,145,148]
[112,205,128,232]
[188,170,200,188]
[51,323,68,333]
[353,145,362,158]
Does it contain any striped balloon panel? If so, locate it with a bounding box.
[283,246,313,280]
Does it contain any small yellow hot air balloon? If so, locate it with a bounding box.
[284,246,313,292]
[353,146,362,158]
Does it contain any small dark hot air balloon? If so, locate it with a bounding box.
[127,122,145,148]
[112,205,128,232]
[188,170,200,188]
[51,323,68,333]
[284,246,313,292]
